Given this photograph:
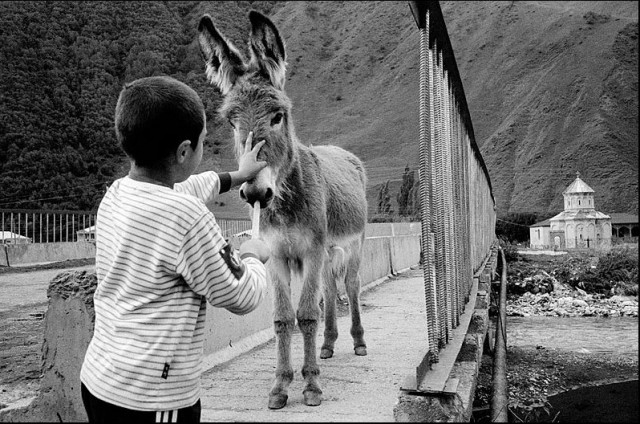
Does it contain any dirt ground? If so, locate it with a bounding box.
[473,346,638,422]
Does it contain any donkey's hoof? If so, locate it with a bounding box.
[354,346,367,356]
[268,393,288,410]
[303,390,322,406]
[320,348,333,359]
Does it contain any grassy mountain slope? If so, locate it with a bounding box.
[0,1,637,223]
[201,1,638,220]
[442,1,638,216]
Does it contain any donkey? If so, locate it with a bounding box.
[198,10,368,409]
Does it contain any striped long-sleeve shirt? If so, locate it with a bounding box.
[80,171,266,411]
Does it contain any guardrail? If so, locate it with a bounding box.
[408,0,496,392]
[0,209,96,244]
[0,208,252,245]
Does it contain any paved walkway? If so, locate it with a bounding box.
[199,271,429,422]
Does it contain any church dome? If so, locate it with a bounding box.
[563,172,594,194]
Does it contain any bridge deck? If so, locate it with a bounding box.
[199,269,429,422]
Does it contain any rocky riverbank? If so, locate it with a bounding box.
[507,270,638,318]
[505,249,638,318]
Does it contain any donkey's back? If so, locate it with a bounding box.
[309,145,367,240]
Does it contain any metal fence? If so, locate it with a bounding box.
[409,0,497,370]
[0,208,251,244]
[216,218,252,239]
[0,209,97,244]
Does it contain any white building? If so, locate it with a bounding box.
[530,173,612,250]
[76,225,96,242]
[0,231,32,244]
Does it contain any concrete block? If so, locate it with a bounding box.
[475,291,488,309]
[361,237,392,283]
[0,245,8,267]
[394,392,465,422]
[389,235,421,274]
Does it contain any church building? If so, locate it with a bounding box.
[529,173,612,250]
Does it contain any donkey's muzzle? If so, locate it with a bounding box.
[240,185,273,209]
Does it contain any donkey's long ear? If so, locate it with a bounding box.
[198,14,247,95]
[248,10,287,90]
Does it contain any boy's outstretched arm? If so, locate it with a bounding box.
[176,212,270,315]
[174,132,267,201]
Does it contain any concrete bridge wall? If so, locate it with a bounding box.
[1,242,96,267]
[1,222,421,268]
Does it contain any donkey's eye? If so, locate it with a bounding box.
[270,112,283,126]
[227,118,235,129]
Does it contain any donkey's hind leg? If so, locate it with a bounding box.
[268,258,295,410]
[345,240,367,356]
[320,249,345,359]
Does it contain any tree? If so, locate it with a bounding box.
[396,164,415,217]
[408,178,421,220]
[377,180,393,215]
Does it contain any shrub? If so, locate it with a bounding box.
[596,245,638,283]
[499,237,520,262]
[554,246,638,296]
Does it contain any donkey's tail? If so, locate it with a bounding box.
[327,245,346,270]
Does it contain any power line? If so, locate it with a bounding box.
[0,179,112,204]
[496,217,538,228]
[0,192,104,207]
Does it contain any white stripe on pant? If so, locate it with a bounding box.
[156,410,178,423]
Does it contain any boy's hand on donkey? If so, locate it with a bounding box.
[237,132,267,182]
[239,238,271,264]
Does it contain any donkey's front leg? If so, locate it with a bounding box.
[297,249,324,406]
[268,257,295,410]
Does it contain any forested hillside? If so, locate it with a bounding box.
[0,1,637,222]
[0,1,279,211]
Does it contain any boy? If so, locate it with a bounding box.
[80,75,270,424]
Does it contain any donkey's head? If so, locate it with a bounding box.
[198,11,295,209]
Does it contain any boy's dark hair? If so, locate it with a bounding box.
[115,76,205,167]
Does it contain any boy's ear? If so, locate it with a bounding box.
[175,140,192,164]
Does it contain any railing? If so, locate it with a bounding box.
[409,0,496,382]
[0,209,97,244]
[0,208,251,244]
[216,218,252,239]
